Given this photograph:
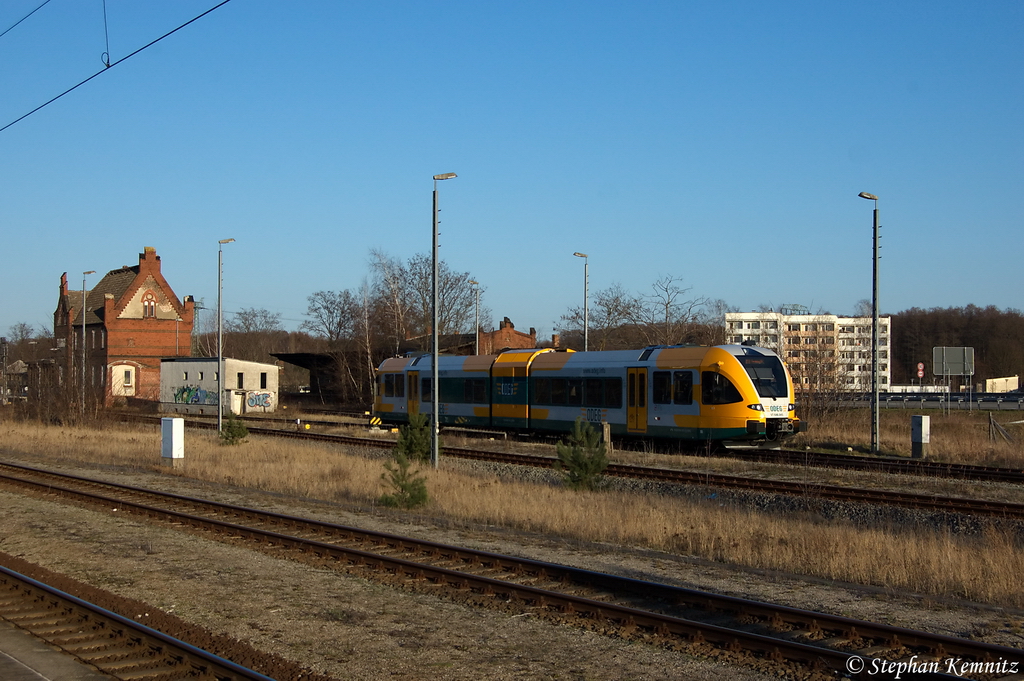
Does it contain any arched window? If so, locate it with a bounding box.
[142,291,157,318]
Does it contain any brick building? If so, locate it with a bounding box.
[53,247,195,406]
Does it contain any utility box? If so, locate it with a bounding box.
[161,417,184,468]
[911,415,930,460]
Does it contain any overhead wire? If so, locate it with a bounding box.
[0,0,233,135]
[0,0,53,40]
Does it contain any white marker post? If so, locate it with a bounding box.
[161,417,185,469]
[911,415,930,460]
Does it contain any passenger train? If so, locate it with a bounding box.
[373,344,800,446]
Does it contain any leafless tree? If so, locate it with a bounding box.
[225,307,285,363]
[369,249,410,355]
[301,291,359,344]
[559,276,718,350]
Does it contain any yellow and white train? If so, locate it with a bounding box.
[374,344,800,446]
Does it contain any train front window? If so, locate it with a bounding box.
[737,355,789,398]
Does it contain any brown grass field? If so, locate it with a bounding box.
[1,407,1023,608]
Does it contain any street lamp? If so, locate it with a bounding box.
[431,172,457,469]
[858,192,880,453]
[217,238,235,434]
[468,280,480,355]
[82,270,95,416]
[573,252,589,351]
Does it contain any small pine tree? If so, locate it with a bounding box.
[396,412,433,463]
[379,450,429,508]
[554,417,609,491]
[219,412,249,445]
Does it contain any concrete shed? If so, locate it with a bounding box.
[160,357,280,415]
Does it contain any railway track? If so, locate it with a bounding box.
[147,411,1024,485]
[135,415,1024,522]
[0,563,275,681]
[0,461,1021,680]
[710,447,1024,485]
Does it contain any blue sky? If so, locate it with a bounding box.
[2,1,1021,342]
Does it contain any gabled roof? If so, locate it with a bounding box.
[66,265,140,326]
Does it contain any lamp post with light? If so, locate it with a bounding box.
[858,192,880,453]
[431,172,457,469]
[573,252,589,351]
[81,270,95,415]
[217,238,235,434]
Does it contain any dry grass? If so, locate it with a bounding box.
[2,418,1023,608]
[790,408,1024,467]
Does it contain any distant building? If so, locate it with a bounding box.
[160,357,280,415]
[724,311,892,392]
[399,317,538,356]
[50,247,195,406]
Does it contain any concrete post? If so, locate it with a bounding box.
[161,417,184,469]
[911,415,929,459]
[602,421,612,454]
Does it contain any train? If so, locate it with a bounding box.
[373,344,801,446]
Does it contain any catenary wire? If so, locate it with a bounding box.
[0,0,53,40]
[0,0,232,135]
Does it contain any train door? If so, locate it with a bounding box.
[407,371,419,414]
[627,367,648,433]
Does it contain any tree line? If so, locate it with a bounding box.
[890,305,1024,386]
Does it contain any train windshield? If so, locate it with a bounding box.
[737,355,789,399]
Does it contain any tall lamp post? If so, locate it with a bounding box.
[81,270,95,416]
[468,279,480,355]
[858,192,880,453]
[217,238,235,434]
[573,252,589,351]
[431,172,457,469]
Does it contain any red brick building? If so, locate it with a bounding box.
[54,247,195,406]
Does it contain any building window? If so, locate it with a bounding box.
[747,321,760,330]
[143,291,157,318]
[124,370,132,386]
[788,324,801,332]
[183,372,189,381]
[198,371,204,380]
[260,372,267,389]
[237,372,244,389]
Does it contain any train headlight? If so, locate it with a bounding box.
[747,404,764,411]
[788,403,796,411]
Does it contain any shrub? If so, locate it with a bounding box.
[219,412,248,445]
[555,417,608,491]
[396,412,433,463]
[379,450,429,508]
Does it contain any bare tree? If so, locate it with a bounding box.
[369,249,410,354]
[559,277,718,349]
[622,276,710,346]
[225,307,284,362]
[7,322,35,344]
[301,291,358,344]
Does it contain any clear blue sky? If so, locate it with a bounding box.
[2,1,1021,342]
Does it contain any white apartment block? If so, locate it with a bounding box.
[724,312,892,391]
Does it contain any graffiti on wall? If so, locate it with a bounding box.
[173,385,218,405]
[247,391,274,409]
